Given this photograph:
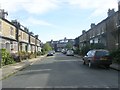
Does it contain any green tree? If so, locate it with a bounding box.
[43,43,52,52]
[110,48,120,64]
[66,42,73,49]
[1,49,15,66]
[41,43,52,55]
[80,45,90,56]
[90,43,105,49]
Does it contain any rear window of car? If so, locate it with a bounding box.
[68,50,73,52]
[95,51,109,57]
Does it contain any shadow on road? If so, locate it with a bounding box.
[14,55,118,88]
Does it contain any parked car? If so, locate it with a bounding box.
[52,50,55,54]
[66,50,74,56]
[82,49,112,68]
[47,51,54,56]
[61,49,67,54]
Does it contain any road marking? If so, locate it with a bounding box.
[26,86,80,88]
[56,59,80,61]
[22,69,51,73]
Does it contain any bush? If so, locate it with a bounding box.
[74,48,80,54]
[110,48,120,64]
[28,52,36,59]
[17,51,29,60]
[37,51,41,56]
[41,49,46,55]
[80,45,90,56]
[90,43,105,49]
[11,53,20,62]
[1,49,15,66]
[79,43,105,56]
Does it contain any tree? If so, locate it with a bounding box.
[90,43,105,49]
[79,43,105,56]
[41,43,52,55]
[66,42,73,49]
[1,49,15,66]
[43,43,52,51]
[80,45,90,56]
[110,48,120,64]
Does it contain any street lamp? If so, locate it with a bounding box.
[116,11,120,49]
[116,1,120,49]
[18,34,21,61]
[117,25,120,49]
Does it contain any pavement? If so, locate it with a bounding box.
[0,54,119,81]
[74,54,120,71]
[0,55,46,80]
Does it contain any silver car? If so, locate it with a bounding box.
[66,50,74,56]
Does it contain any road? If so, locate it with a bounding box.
[2,53,119,89]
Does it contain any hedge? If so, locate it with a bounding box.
[1,49,15,66]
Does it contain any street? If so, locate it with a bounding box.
[2,53,118,89]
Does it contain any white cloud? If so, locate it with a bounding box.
[0,0,118,16]
[21,17,57,28]
[68,0,118,9]
[0,0,25,12]
[0,0,60,14]
[22,0,60,14]
[68,0,118,17]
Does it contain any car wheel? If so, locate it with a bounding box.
[105,65,110,69]
[88,61,92,68]
[83,60,86,65]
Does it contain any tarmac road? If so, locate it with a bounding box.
[2,53,119,89]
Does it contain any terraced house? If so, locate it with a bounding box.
[0,9,42,53]
[0,16,18,53]
[75,1,120,51]
[35,35,41,52]
[29,32,36,53]
[18,25,29,52]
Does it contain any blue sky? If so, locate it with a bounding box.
[0,0,118,43]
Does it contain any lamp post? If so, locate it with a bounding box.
[117,24,120,49]
[117,1,120,49]
[18,34,21,61]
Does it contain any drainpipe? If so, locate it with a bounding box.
[117,17,120,49]
[34,35,37,58]
[117,1,120,49]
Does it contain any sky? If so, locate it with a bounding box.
[0,0,118,43]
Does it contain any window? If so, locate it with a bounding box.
[10,41,14,50]
[20,31,22,39]
[87,51,95,57]
[10,27,14,36]
[95,51,109,57]
[0,21,1,32]
[94,38,98,43]
[101,28,105,34]
[97,29,100,35]
[92,30,95,37]
[23,33,25,39]
[90,30,92,38]
[90,40,93,44]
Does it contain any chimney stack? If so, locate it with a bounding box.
[107,9,115,17]
[35,35,39,39]
[11,20,20,28]
[91,23,96,29]
[0,9,8,19]
[82,30,86,34]
[118,1,120,11]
